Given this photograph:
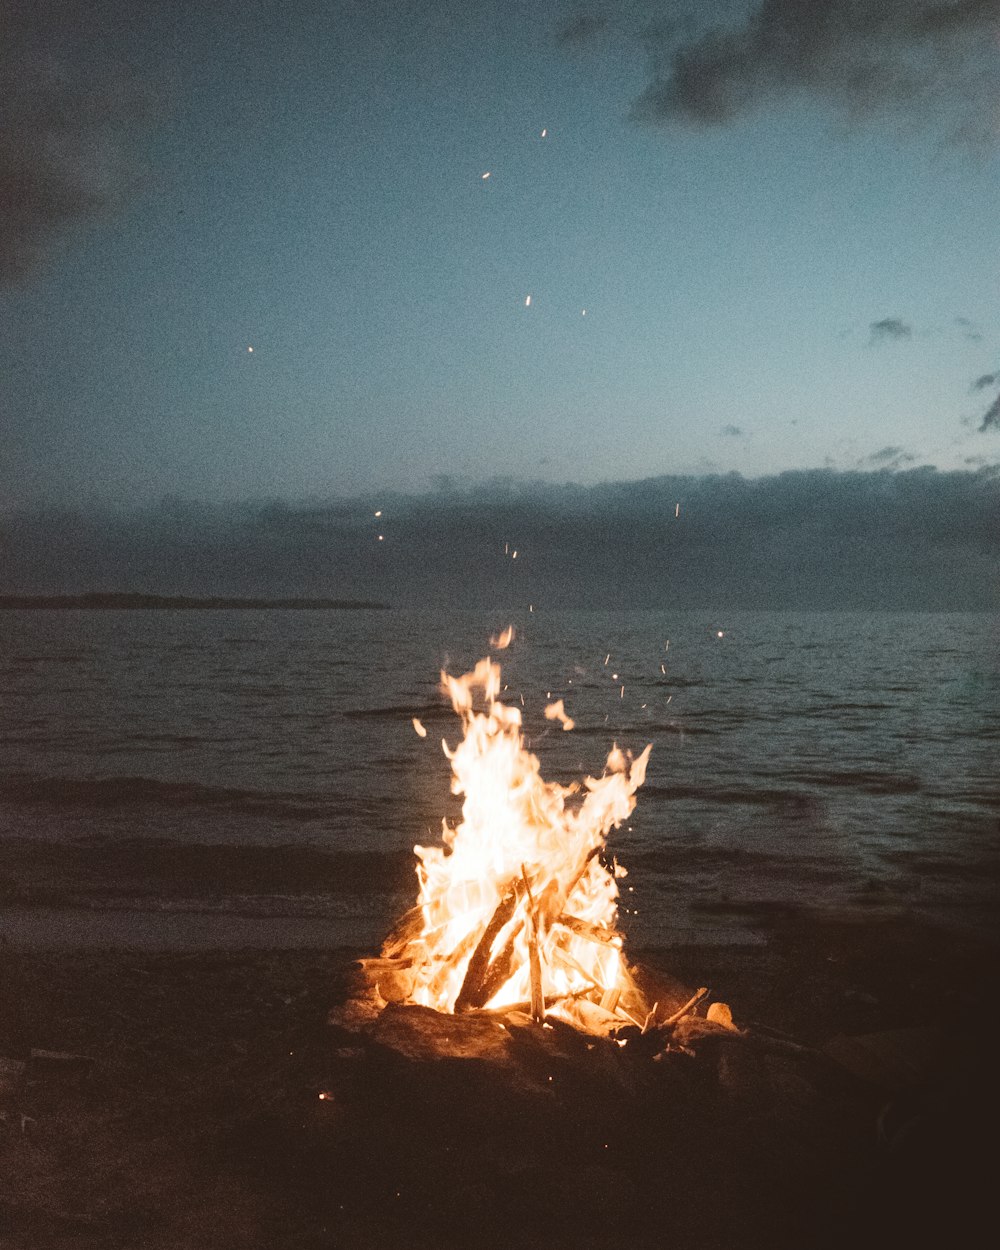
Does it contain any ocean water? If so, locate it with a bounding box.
[1,608,997,948]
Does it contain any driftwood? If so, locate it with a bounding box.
[661,987,710,1027]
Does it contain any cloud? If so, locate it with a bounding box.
[979,392,1000,432]
[631,0,1000,142]
[956,315,984,342]
[0,2,150,282]
[862,446,916,468]
[972,372,1000,391]
[1,468,997,611]
[720,424,743,436]
[869,317,913,343]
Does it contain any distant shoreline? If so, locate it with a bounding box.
[0,593,390,611]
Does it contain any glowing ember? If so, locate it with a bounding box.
[379,645,652,1032]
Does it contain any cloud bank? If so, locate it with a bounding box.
[1,468,996,610]
[631,0,1000,141]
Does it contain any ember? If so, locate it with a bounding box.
[368,640,656,1035]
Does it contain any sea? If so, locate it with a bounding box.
[1,608,997,951]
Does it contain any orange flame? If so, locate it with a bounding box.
[393,656,651,1023]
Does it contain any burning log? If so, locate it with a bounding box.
[521,866,545,1023]
[454,881,522,1012]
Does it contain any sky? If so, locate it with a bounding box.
[0,1,998,605]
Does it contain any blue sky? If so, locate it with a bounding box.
[3,0,1000,507]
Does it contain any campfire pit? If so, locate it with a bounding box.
[331,639,757,1068]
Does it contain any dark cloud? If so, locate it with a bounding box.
[720,424,743,436]
[631,0,1000,141]
[1,468,996,611]
[972,372,1000,391]
[869,317,913,343]
[0,1,150,281]
[979,392,1000,433]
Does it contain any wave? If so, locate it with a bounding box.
[785,769,922,794]
[342,702,453,721]
[641,783,818,809]
[0,771,337,819]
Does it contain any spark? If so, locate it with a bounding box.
[581,309,586,316]
[378,534,384,541]
[540,128,547,137]
[512,550,518,559]
[675,503,680,518]
[611,672,618,680]
[481,171,491,179]
[620,685,624,699]
[660,663,665,675]
[412,718,427,738]
[604,654,610,666]
[247,345,254,353]
[374,510,382,517]
[716,631,724,638]
[524,294,531,307]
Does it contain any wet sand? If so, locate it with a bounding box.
[1,914,997,1250]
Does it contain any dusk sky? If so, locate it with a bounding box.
[4,0,1000,511]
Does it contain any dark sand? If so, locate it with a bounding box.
[2,916,997,1250]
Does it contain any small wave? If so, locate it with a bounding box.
[642,783,817,810]
[785,769,922,795]
[9,653,88,665]
[0,771,333,819]
[342,702,453,721]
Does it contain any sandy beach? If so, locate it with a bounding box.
[2,913,997,1250]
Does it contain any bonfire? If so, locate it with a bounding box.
[360,636,673,1037]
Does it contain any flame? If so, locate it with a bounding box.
[490,624,515,650]
[386,655,651,1026]
[543,699,574,731]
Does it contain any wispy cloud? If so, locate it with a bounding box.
[972,372,1000,391]
[861,446,916,468]
[979,393,1000,433]
[630,0,1000,143]
[869,317,913,343]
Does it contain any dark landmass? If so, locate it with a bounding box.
[0,593,389,611]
